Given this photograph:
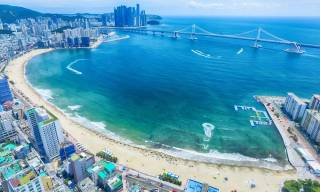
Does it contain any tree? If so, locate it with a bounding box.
[282,180,302,192]
[96,151,118,163]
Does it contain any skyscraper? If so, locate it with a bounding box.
[136,4,140,26]
[284,93,307,121]
[26,107,64,161]
[310,95,320,112]
[114,4,147,27]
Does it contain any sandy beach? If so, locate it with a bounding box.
[5,48,301,192]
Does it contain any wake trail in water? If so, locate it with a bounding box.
[303,54,320,59]
[191,49,212,59]
[104,35,130,43]
[66,59,87,75]
[237,48,244,55]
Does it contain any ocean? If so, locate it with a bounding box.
[26,17,320,166]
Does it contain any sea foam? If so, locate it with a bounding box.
[34,88,54,100]
[67,105,82,111]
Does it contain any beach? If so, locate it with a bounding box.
[5,48,301,192]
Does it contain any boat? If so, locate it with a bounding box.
[250,120,255,127]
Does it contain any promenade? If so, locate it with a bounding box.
[257,96,318,179]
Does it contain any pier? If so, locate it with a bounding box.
[100,25,320,53]
[256,96,319,179]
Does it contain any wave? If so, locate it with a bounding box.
[104,35,130,43]
[237,48,244,55]
[191,49,212,59]
[69,113,133,144]
[155,146,286,170]
[67,105,82,111]
[66,59,87,75]
[303,54,320,59]
[34,88,54,100]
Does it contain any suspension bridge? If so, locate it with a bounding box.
[103,24,320,53]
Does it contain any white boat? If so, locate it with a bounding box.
[250,120,255,127]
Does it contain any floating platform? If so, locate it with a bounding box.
[234,105,257,111]
[235,105,273,127]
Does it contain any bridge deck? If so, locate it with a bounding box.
[102,27,320,49]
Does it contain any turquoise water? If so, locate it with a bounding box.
[26,17,320,165]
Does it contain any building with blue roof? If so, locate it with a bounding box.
[185,179,220,192]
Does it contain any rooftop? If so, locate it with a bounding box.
[9,168,37,188]
[287,92,307,105]
[185,179,220,192]
[78,177,96,192]
[0,160,27,180]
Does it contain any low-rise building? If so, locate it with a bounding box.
[65,152,95,183]
[77,177,96,192]
[87,160,119,190]
[185,179,220,192]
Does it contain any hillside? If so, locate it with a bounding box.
[0,4,42,23]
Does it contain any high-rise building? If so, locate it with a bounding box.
[25,108,64,161]
[0,19,3,30]
[114,4,147,27]
[284,93,307,121]
[65,152,95,183]
[136,4,140,26]
[310,95,320,112]
[301,109,320,143]
[0,75,13,105]
[140,10,147,26]
[0,111,18,143]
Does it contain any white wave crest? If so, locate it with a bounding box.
[34,88,54,100]
[67,105,82,111]
[66,59,87,75]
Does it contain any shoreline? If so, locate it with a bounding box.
[5,48,300,191]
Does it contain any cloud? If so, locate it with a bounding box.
[188,0,224,9]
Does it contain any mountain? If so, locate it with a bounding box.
[0,4,84,23]
[0,4,42,23]
[0,4,162,24]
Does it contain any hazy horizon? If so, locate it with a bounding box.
[0,0,320,17]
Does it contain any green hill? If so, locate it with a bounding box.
[0,4,84,23]
[0,4,42,23]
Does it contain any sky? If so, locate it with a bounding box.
[0,0,319,16]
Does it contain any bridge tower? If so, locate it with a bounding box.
[190,24,198,40]
[284,42,305,54]
[252,28,262,48]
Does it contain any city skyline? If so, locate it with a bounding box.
[0,0,320,16]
